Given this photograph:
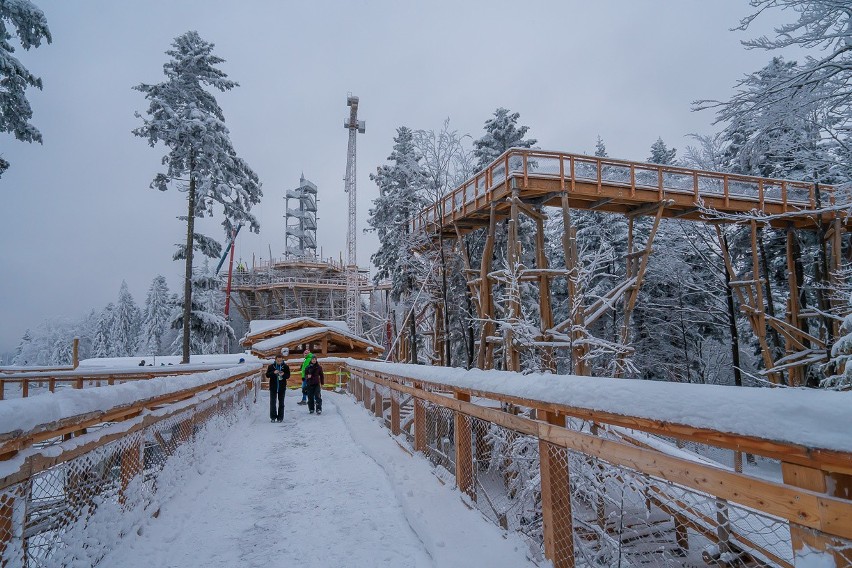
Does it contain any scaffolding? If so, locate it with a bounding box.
[227,256,387,328]
[285,174,318,258]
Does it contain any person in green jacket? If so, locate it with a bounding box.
[298,349,314,405]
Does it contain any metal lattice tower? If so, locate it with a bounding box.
[284,174,318,258]
[344,95,365,335]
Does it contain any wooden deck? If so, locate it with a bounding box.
[413,149,841,235]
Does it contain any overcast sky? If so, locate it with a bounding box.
[0,1,797,352]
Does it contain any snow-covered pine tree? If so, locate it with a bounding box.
[170,265,233,356]
[0,0,51,177]
[141,275,171,355]
[111,281,141,357]
[133,31,261,363]
[368,126,428,302]
[92,303,115,358]
[473,108,537,169]
[647,137,677,165]
[12,328,32,365]
[594,135,607,158]
[368,126,429,363]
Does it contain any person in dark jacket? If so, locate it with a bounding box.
[265,355,290,422]
[303,357,324,415]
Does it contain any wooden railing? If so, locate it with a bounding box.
[0,365,262,566]
[0,363,241,400]
[412,149,834,233]
[345,361,852,567]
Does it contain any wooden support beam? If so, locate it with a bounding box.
[505,190,521,372]
[589,197,614,209]
[561,192,588,375]
[626,199,673,218]
[539,410,574,568]
[751,220,780,384]
[616,203,666,376]
[477,205,497,370]
[673,206,700,218]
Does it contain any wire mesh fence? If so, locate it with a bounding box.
[0,375,257,567]
[347,371,852,568]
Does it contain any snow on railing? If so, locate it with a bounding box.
[345,360,852,568]
[411,148,834,233]
[0,365,261,567]
[0,363,242,401]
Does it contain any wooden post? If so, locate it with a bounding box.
[781,462,852,566]
[454,391,475,500]
[0,489,15,561]
[783,463,852,566]
[535,214,556,371]
[750,220,779,384]
[21,380,27,399]
[477,205,498,370]
[539,410,574,568]
[561,192,587,375]
[0,380,3,401]
[390,391,401,436]
[505,191,521,372]
[786,226,803,387]
[413,384,426,453]
[119,439,142,505]
[374,387,382,419]
[72,337,79,368]
[616,204,665,376]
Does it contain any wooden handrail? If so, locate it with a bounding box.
[348,365,852,474]
[348,364,852,567]
[0,366,262,462]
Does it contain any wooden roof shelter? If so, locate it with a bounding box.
[245,317,384,360]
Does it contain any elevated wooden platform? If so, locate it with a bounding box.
[413,149,841,236]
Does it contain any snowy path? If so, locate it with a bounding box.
[103,391,535,568]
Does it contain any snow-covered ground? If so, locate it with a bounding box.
[101,391,536,568]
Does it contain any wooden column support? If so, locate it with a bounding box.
[539,410,574,568]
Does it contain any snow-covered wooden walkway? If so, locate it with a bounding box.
[101,392,535,568]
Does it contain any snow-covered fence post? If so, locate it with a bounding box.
[782,462,852,566]
[390,391,401,436]
[453,391,475,500]
[539,410,574,568]
[413,383,426,453]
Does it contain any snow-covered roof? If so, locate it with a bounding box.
[346,360,852,454]
[245,318,350,339]
[251,326,383,354]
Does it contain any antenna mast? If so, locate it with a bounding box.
[344,95,365,335]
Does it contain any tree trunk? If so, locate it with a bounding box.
[464,239,476,369]
[408,301,418,364]
[723,235,743,387]
[814,184,832,345]
[182,155,196,364]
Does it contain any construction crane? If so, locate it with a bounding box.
[344,95,365,335]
